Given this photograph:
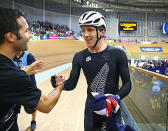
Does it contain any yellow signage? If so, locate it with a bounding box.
[119,22,137,31]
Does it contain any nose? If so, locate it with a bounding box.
[83,31,89,37]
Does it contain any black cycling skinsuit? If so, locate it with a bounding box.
[64,45,131,131]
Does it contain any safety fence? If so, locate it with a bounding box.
[123,65,168,131]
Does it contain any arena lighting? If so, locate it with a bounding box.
[88,0,168,12]
[141,55,145,60]
[154,56,159,60]
[103,8,115,12]
[81,0,86,3]
[82,1,98,8]
[141,41,153,44]
[73,0,86,4]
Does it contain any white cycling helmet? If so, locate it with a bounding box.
[79,11,107,29]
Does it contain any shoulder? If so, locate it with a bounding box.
[108,45,126,56]
[27,53,35,58]
[107,45,128,63]
[74,48,87,58]
[0,55,18,74]
[27,53,35,63]
[107,45,125,53]
[76,48,88,55]
[72,49,88,64]
[0,64,30,84]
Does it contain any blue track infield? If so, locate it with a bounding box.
[35,62,72,84]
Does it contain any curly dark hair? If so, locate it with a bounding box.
[0,7,25,44]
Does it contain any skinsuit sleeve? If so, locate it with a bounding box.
[117,49,131,99]
[64,53,81,91]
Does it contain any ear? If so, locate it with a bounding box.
[4,32,17,43]
[100,29,106,37]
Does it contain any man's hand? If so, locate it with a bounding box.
[51,74,65,88]
[22,61,45,75]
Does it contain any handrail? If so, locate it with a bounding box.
[129,65,168,81]
[120,101,140,131]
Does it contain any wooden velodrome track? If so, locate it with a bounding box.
[18,39,87,131]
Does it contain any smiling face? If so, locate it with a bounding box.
[81,25,98,49]
[13,16,32,52]
[81,25,106,50]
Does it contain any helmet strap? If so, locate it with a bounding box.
[92,27,101,48]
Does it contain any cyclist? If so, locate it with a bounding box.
[51,11,131,131]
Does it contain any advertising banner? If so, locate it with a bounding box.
[58,37,66,39]
[40,35,49,40]
[74,37,82,40]
[31,36,40,40]
[140,47,163,52]
[66,36,74,40]
[49,36,58,39]
[121,40,129,43]
[107,40,114,43]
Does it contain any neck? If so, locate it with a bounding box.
[0,42,16,60]
[88,40,107,53]
[16,52,23,58]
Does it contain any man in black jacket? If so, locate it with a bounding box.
[0,7,64,131]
